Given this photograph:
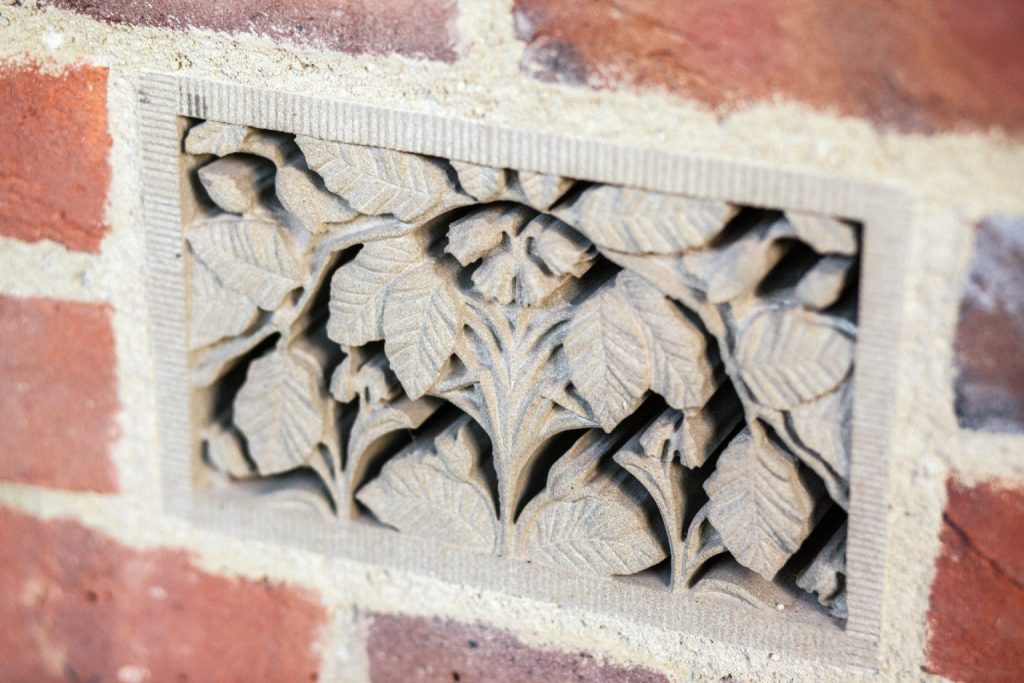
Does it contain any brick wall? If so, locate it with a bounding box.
[0,3,1022,681]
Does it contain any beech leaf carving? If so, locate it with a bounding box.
[296,137,453,222]
[452,160,507,202]
[736,308,854,410]
[704,428,823,580]
[382,262,464,399]
[517,431,666,577]
[276,161,359,232]
[564,185,736,254]
[234,348,327,476]
[564,287,651,431]
[187,215,305,311]
[617,271,717,410]
[357,419,499,553]
[516,171,573,210]
[327,232,432,346]
[189,250,259,350]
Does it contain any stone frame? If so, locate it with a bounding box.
[140,72,909,670]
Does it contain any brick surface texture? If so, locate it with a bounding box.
[925,478,1024,682]
[954,216,1024,434]
[46,0,458,61]
[0,507,327,683]
[513,0,1024,134]
[367,614,670,682]
[0,61,111,252]
[0,295,119,492]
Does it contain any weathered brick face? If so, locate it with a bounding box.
[925,479,1024,682]
[366,614,670,682]
[44,0,459,61]
[0,61,111,252]
[0,295,119,492]
[513,0,1024,134]
[0,507,327,683]
[954,216,1024,434]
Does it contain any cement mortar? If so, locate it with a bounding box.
[0,2,1021,681]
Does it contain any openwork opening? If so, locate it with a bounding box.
[183,120,858,622]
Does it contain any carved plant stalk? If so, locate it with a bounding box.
[440,298,593,553]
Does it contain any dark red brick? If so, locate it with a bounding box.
[45,0,458,61]
[514,0,1024,134]
[954,216,1024,434]
[0,295,119,492]
[367,613,669,682]
[0,507,327,682]
[0,61,111,252]
[925,478,1024,682]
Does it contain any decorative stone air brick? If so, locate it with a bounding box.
[0,61,111,252]
[367,614,670,682]
[953,216,1024,434]
[512,0,1024,134]
[925,478,1024,682]
[45,0,458,61]
[0,295,119,492]
[141,75,911,671]
[0,507,327,683]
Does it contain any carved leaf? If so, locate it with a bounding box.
[704,428,823,580]
[795,255,854,309]
[680,216,792,303]
[786,211,858,256]
[382,262,464,399]
[296,137,453,222]
[787,379,852,490]
[736,308,854,410]
[565,185,736,254]
[564,287,651,431]
[796,523,847,618]
[327,232,431,346]
[530,217,593,277]
[357,419,499,553]
[189,250,259,350]
[187,215,305,310]
[518,431,666,577]
[185,122,291,165]
[198,156,275,214]
[517,171,572,210]
[616,271,717,410]
[202,425,254,479]
[446,205,531,266]
[234,348,327,476]
[276,161,358,232]
[451,160,507,201]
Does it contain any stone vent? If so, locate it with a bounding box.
[142,74,909,669]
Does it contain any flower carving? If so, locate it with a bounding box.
[446,204,595,306]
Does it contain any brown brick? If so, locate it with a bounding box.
[513,0,1024,134]
[367,613,669,682]
[925,478,1024,682]
[0,507,327,682]
[954,216,1024,434]
[46,0,458,61]
[0,295,119,492]
[0,61,111,252]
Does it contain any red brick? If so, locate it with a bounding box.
[925,478,1024,682]
[0,61,111,252]
[953,216,1024,434]
[0,507,327,682]
[46,0,458,61]
[367,614,669,682]
[0,295,119,492]
[513,0,1024,134]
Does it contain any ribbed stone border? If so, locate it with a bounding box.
[140,72,910,670]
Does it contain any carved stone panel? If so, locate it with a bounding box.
[141,75,909,670]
